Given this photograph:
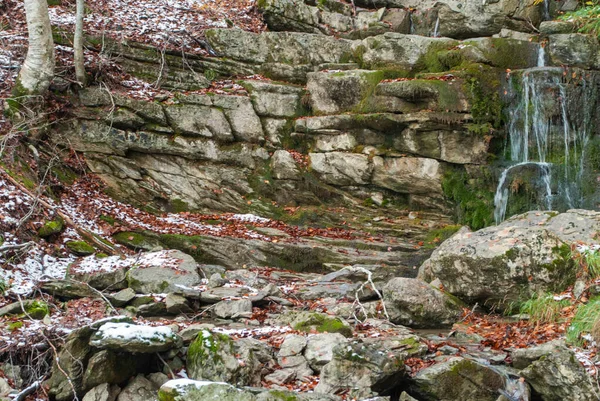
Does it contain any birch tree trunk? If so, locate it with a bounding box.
[74,0,86,85]
[15,0,55,96]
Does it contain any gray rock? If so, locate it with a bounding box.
[82,383,120,401]
[68,256,129,290]
[411,357,504,401]
[126,250,202,294]
[510,340,565,370]
[383,277,463,328]
[279,334,308,357]
[520,345,597,401]
[0,377,12,398]
[107,288,136,307]
[147,372,169,388]
[372,156,443,195]
[419,210,600,308]
[165,293,193,314]
[187,330,261,386]
[242,80,304,118]
[310,152,372,186]
[164,104,234,141]
[213,299,253,319]
[539,21,577,35]
[200,287,250,303]
[208,273,227,288]
[314,133,357,153]
[179,323,216,343]
[548,34,600,70]
[116,375,158,401]
[212,95,264,143]
[83,350,137,390]
[90,322,181,353]
[271,150,301,180]
[158,380,255,401]
[315,337,411,398]
[304,333,348,372]
[307,70,383,115]
[278,355,314,379]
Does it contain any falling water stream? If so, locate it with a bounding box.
[493,68,598,224]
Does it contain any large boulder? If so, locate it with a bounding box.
[383,278,463,328]
[410,357,505,401]
[316,335,423,398]
[304,333,348,372]
[89,322,181,353]
[186,330,261,386]
[548,34,600,70]
[419,210,600,307]
[310,152,372,186]
[519,343,597,401]
[126,250,202,294]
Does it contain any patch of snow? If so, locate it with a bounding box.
[231,213,271,224]
[95,322,175,343]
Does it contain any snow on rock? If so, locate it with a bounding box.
[90,322,181,353]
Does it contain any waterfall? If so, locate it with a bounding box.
[537,44,545,68]
[493,68,598,224]
[543,0,551,21]
[432,16,440,38]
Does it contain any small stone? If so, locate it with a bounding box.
[165,293,193,314]
[264,369,296,385]
[107,288,136,307]
[82,383,120,401]
[279,334,307,357]
[213,299,253,319]
[208,273,227,288]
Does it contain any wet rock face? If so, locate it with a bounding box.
[419,210,600,308]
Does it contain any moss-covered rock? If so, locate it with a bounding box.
[187,330,261,386]
[38,219,64,237]
[65,241,96,256]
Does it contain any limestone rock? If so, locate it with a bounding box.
[383,278,463,328]
[213,299,253,319]
[107,288,136,307]
[116,375,159,401]
[372,156,443,195]
[212,95,264,143]
[242,80,304,118]
[165,293,193,314]
[187,330,261,386]
[548,34,600,70]
[316,337,411,398]
[271,150,301,180]
[126,250,201,294]
[419,210,600,308]
[164,104,233,141]
[89,322,181,353]
[310,152,372,186]
[307,70,383,115]
[411,357,504,401]
[520,345,597,401]
[82,350,137,390]
[82,383,120,401]
[304,333,348,372]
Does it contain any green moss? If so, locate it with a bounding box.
[66,241,96,256]
[113,231,161,250]
[25,300,49,320]
[441,169,495,230]
[99,215,116,225]
[170,199,189,213]
[38,219,65,237]
[51,166,78,185]
[293,313,352,337]
[8,321,23,331]
[266,390,299,401]
[424,225,462,249]
[415,42,462,73]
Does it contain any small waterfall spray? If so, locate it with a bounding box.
[537,44,545,68]
[493,68,598,224]
[432,16,440,38]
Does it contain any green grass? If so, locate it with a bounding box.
[560,3,600,38]
[574,247,600,278]
[567,296,600,346]
[516,292,570,324]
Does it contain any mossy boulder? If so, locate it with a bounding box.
[113,231,163,251]
[418,210,600,309]
[65,241,95,256]
[38,219,64,237]
[187,330,261,386]
[276,311,353,337]
[411,357,504,401]
[383,277,463,328]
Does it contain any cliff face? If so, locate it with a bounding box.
[50,0,600,226]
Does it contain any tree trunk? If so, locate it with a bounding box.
[74,0,86,86]
[15,0,55,96]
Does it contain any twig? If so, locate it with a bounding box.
[339,265,390,322]
[12,377,43,401]
[0,241,36,254]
